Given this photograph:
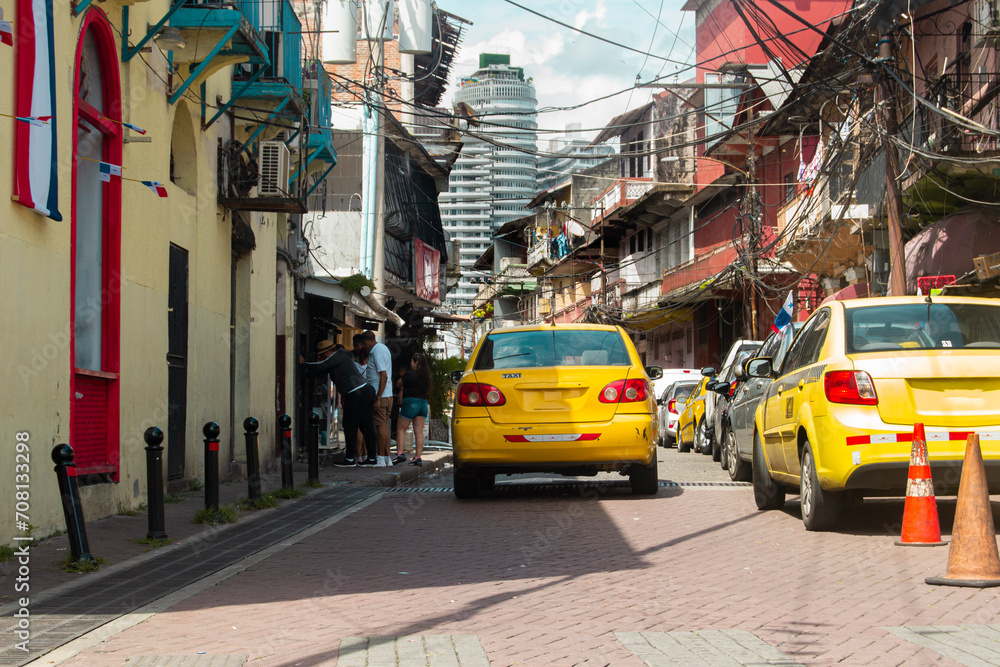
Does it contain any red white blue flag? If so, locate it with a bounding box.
[98,161,122,182]
[141,181,168,198]
[13,0,61,221]
[0,13,12,46]
[122,121,146,135]
[772,291,795,334]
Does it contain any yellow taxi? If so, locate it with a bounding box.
[676,369,716,454]
[450,323,661,498]
[748,296,1000,530]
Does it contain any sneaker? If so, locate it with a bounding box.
[358,458,378,466]
[392,454,406,465]
[377,456,389,467]
[408,457,422,466]
[333,458,356,468]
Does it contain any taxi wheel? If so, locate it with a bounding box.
[695,421,710,455]
[677,430,690,453]
[800,442,842,531]
[727,429,751,482]
[454,467,480,500]
[629,453,659,495]
[720,431,729,470]
[752,432,785,510]
[711,431,722,463]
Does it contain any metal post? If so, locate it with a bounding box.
[203,422,220,511]
[308,411,321,483]
[51,444,94,563]
[143,427,168,540]
[278,413,293,489]
[244,417,261,500]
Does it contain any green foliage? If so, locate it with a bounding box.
[192,503,239,525]
[164,493,184,504]
[340,273,376,294]
[239,493,281,510]
[271,487,306,499]
[426,354,466,420]
[302,479,323,489]
[188,478,203,492]
[130,536,172,549]
[0,545,13,562]
[61,555,106,573]
[117,500,142,517]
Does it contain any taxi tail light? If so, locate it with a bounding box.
[824,370,878,406]
[457,382,506,406]
[599,378,648,403]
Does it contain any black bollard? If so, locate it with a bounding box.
[51,444,94,563]
[203,422,220,511]
[144,427,168,540]
[278,413,293,489]
[308,411,321,483]
[244,417,261,500]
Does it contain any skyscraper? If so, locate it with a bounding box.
[440,54,538,312]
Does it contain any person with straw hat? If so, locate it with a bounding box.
[301,340,377,467]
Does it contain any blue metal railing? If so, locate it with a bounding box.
[282,1,302,89]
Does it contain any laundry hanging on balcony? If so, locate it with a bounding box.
[553,233,571,259]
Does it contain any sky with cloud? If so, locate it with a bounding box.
[440,0,698,147]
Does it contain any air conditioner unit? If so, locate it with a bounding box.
[974,0,1000,47]
[257,141,290,197]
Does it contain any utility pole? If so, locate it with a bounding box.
[747,129,759,340]
[599,201,606,308]
[878,33,908,297]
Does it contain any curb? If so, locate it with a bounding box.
[345,451,452,487]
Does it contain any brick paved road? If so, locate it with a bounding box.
[53,456,1000,667]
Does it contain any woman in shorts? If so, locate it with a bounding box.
[394,353,431,465]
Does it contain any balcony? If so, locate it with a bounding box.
[776,181,870,278]
[527,236,556,275]
[594,178,654,219]
[229,0,305,119]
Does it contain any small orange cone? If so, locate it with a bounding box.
[926,434,1000,587]
[896,423,947,547]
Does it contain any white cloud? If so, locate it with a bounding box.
[574,0,607,30]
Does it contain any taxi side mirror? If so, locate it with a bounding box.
[451,370,464,385]
[701,366,716,377]
[646,365,663,380]
[746,358,772,378]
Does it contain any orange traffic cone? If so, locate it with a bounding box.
[895,423,946,547]
[926,434,1000,587]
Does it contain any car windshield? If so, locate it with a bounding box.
[674,383,696,400]
[845,303,1000,352]
[474,329,630,370]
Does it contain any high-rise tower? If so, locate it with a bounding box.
[440,54,538,313]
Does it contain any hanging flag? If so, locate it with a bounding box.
[13,0,61,221]
[0,19,12,46]
[122,121,146,135]
[772,291,795,334]
[15,115,52,126]
[141,180,168,197]
[98,161,122,182]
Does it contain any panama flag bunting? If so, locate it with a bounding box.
[141,181,168,198]
[99,161,122,182]
[122,121,146,135]
[772,291,795,334]
[0,19,12,46]
[12,0,62,221]
[15,115,52,126]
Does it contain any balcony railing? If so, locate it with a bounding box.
[595,178,654,218]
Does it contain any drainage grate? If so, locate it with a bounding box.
[0,487,381,667]
[387,480,751,494]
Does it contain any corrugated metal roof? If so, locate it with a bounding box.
[756,60,805,116]
[589,103,653,147]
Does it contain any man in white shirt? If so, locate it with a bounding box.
[363,330,394,467]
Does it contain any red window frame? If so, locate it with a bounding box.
[69,9,122,479]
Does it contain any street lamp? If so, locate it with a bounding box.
[659,155,748,176]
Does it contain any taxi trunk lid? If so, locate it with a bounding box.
[472,367,633,424]
[852,353,1000,427]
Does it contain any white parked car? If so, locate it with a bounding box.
[657,379,699,447]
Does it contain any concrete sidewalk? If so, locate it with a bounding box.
[0,449,452,605]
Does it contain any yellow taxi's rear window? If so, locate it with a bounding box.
[474,330,630,370]
[846,303,1000,352]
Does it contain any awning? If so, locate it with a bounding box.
[589,103,653,147]
[904,209,1000,295]
[620,305,695,332]
[303,277,385,324]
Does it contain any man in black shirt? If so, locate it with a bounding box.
[301,341,378,466]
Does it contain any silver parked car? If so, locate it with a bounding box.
[657,379,699,447]
[703,340,762,460]
[723,323,802,481]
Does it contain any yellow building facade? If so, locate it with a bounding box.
[0,0,322,544]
